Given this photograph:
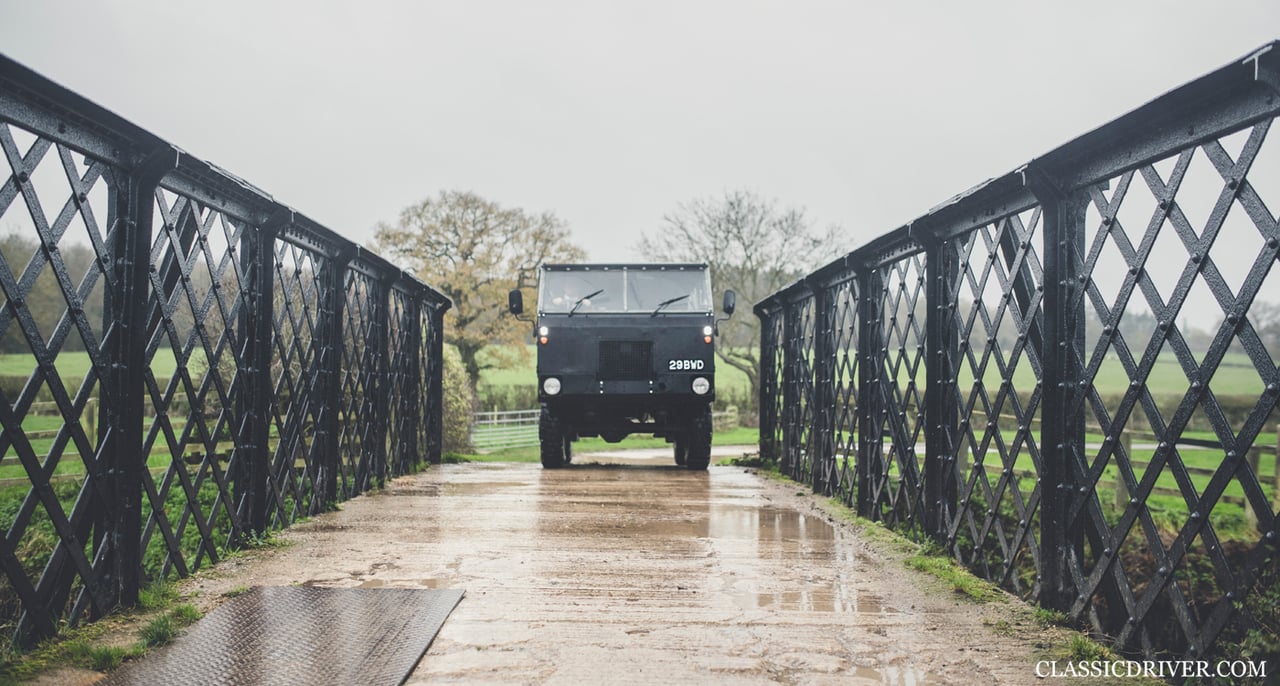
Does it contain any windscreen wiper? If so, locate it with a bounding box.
[651,294,689,316]
[569,289,604,316]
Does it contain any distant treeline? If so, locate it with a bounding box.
[0,233,104,354]
[0,232,235,356]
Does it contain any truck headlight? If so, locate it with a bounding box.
[543,377,562,395]
[691,377,710,395]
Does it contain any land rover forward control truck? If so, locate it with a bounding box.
[508,263,735,469]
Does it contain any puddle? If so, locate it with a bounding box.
[442,481,531,494]
[709,506,836,542]
[357,578,450,589]
[729,586,900,614]
[849,664,936,685]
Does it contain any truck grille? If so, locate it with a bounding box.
[598,340,652,380]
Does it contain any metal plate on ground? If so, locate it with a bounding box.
[102,586,464,686]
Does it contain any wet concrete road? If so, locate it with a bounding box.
[185,454,1056,684]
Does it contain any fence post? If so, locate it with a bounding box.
[82,397,97,444]
[1115,430,1132,513]
[857,268,885,518]
[102,146,178,609]
[1246,447,1262,532]
[1273,423,1279,516]
[924,234,960,540]
[1026,166,1088,613]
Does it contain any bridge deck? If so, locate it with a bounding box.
[147,453,1065,683]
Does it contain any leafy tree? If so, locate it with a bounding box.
[637,190,843,415]
[373,190,585,389]
[440,345,476,454]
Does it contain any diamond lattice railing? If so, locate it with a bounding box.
[0,56,451,651]
[754,42,1280,661]
[781,295,816,483]
[1064,118,1280,656]
[946,209,1046,597]
[827,276,860,505]
[0,120,117,640]
[868,253,928,533]
[139,187,251,579]
[338,269,382,497]
[387,286,419,473]
[268,241,328,525]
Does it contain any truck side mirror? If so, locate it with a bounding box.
[508,289,524,315]
[722,289,736,315]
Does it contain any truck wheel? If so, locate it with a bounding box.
[540,406,567,468]
[674,440,687,466]
[685,405,713,471]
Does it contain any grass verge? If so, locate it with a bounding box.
[806,491,1164,683]
[0,585,204,683]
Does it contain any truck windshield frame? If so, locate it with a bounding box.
[538,266,713,314]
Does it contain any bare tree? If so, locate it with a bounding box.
[637,190,844,414]
[1243,300,1280,357]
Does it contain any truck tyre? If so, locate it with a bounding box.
[674,440,687,466]
[685,405,713,470]
[540,405,567,468]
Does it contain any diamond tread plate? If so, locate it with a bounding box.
[102,586,464,686]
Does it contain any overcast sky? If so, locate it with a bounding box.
[1,1,1277,264]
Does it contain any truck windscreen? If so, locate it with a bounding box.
[539,268,712,314]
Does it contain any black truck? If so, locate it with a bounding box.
[508,263,735,469]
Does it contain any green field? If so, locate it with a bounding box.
[0,349,182,379]
[878,350,1270,398]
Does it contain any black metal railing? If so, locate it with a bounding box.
[0,55,450,649]
[757,42,1280,660]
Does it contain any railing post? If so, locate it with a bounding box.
[1026,166,1088,612]
[426,300,447,464]
[809,278,837,495]
[236,210,284,535]
[756,303,779,462]
[1246,447,1262,532]
[102,146,177,608]
[318,249,354,506]
[400,292,423,472]
[370,274,392,488]
[857,268,885,518]
[924,235,960,540]
[780,299,801,478]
